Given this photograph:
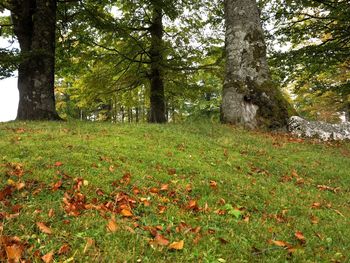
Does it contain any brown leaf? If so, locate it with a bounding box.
[310,215,319,224]
[83,238,95,254]
[168,240,184,250]
[107,218,118,232]
[58,244,70,255]
[54,162,63,167]
[48,209,55,218]
[167,168,176,175]
[312,202,321,209]
[41,251,54,263]
[295,231,306,244]
[187,200,199,211]
[0,186,13,201]
[153,234,170,246]
[209,180,217,189]
[269,240,290,248]
[5,244,23,262]
[52,180,62,191]
[36,222,52,235]
[160,184,169,191]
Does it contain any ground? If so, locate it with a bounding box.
[0,121,349,262]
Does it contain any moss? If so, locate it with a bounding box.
[246,80,294,130]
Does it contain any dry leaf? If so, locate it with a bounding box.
[83,238,95,253]
[58,244,70,255]
[54,162,63,167]
[153,234,170,246]
[48,209,55,218]
[209,180,217,188]
[36,222,52,234]
[5,244,23,262]
[295,231,306,244]
[121,209,133,217]
[168,240,184,250]
[160,184,169,191]
[107,218,118,232]
[41,251,54,263]
[270,240,290,247]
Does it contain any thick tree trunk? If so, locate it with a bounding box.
[221,0,290,129]
[10,0,60,120]
[148,4,167,123]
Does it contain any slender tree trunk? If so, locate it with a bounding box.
[10,0,60,120]
[221,0,291,129]
[148,4,167,123]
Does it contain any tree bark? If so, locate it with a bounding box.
[10,0,60,120]
[148,4,167,123]
[221,0,290,129]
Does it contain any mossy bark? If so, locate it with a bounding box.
[10,0,60,120]
[221,0,291,129]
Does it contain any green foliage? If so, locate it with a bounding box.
[267,0,350,121]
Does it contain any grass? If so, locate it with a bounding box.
[0,121,349,262]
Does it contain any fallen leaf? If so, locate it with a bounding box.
[312,202,321,209]
[36,222,52,235]
[54,162,63,167]
[58,244,70,255]
[41,251,54,263]
[160,184,169,191]
[153,234,170,246]
[121,209,133,217]
[107,218,118,232]
[168,240,184,250]
[269,240,290,248]
[167,168,176,175]
[83,238,95,253]
[295,231,306,244]
[48,209,55,218]
[310,215,319,224]
[52,180,62,191]
[209,180,217,188]
[5,244,23,262]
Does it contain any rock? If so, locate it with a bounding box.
[288,116,350,141]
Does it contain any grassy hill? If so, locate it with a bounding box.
[0,121,349,262]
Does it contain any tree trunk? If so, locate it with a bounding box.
[221,0,291,129]
[148,4,167,123]
[10,0,60,120]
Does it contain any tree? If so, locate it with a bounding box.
[221,0,291,129]
[55,0,224,123]
[268,0,350,122]
[5,0,60,120]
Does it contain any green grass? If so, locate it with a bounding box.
[0,121,349,262]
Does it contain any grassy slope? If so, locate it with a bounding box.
[0,121,349,262]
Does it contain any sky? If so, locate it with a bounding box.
[0,10,18,122]
[0,37,18,122]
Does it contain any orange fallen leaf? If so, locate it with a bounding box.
[41,251,54,263]
[107,218,118,232]
[269,240,290,247]
[160,184,169,191]
[58,244,70,255]
[209,180,217,188]
[83,238,95,253]
[295,231,306,244]
[5,244,23,262]
[312,202,321,209]
[36,222,52,234]
[52,180,62,191]
[153,234,170,246]
[48,209,55,218]
[310,215,319,224]
[121,209,133,217]
[168,240,184,250]
[54,162,63,167]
